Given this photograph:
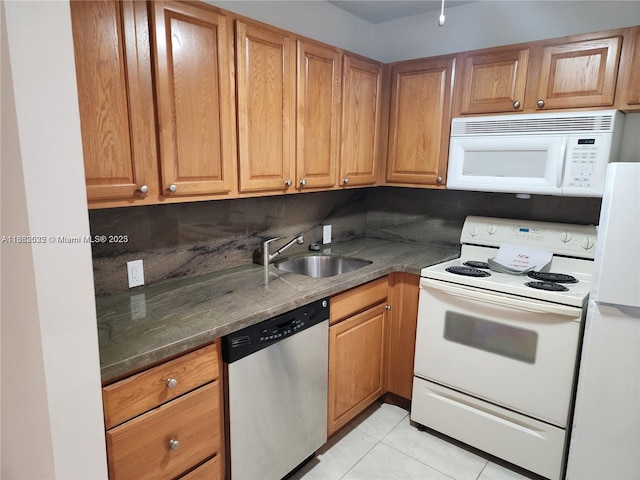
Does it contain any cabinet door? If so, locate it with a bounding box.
[71,0,157,203]
[328,303,387,436]
[152,1,236,197]
[296,40,341,190]
[236,21,296,193]
[617,26,640,110]
[386,56,454,186]
[339,55,383,187]
[456,47,529,114]
[386,273,420,400]
[533,35,622,110]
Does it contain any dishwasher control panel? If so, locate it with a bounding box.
[221,298,329,363]
[259,318,306,342]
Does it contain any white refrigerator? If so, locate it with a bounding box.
[566,163,640,479]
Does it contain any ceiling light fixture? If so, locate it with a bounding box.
[439,0,446,26]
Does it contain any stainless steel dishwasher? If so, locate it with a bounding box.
[222,298,329,480]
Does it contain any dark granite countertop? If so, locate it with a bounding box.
[96,237,460,384]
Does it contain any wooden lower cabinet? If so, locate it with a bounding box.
[102,341,224,480]
[386,273,420,400]
[179,455,223,480]
[328,302,388,436]
[328,274,421,436]
[328,278,389,436]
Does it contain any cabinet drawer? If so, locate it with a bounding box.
[331,277,388,325]
[106,382,221,480]
[103,342,219,428]
[179,455,223,480]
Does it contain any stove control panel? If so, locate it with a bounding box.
[462,216,597,259]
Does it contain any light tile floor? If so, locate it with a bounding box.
[293,402,542,480]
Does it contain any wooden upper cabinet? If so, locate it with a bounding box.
[456,47,530,114]
[532,33,622,110]
[386,56,454,186]
[454,29,624,115]
[617,26,640,111]
[339,55,384,187]
[236,21,296,194]
[152,1,237,197]
[296,40,341,191]
[71,0,158,204]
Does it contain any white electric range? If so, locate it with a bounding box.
[412,216,597,480]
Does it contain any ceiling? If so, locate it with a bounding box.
[327,1,477,24]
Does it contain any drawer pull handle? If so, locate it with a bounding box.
[166,378,178,389]
[169,439,180,451]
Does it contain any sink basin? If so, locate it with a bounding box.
[275,255,371,278]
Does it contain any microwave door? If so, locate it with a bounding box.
[447,135,567,195]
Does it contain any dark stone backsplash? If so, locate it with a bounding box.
[89,190,367,295]
[365,187,601,244]
[90,187,601,295]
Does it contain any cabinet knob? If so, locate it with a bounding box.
[512,100,520,109]
[436,176,443,184]
[166,378,178,389]
[168,439,180,451]
[299,179,307,187]
[537,99,545,108]
[386,305,392,311]
[342,178,349,185]
[138,185,149,194]
[168,184,177,193]
[285,179,292,187]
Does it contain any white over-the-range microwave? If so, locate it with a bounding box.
[446,110,625,197]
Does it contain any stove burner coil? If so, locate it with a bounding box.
[525,281,569,292]
[527,271,578,283]
[446,266,491,277]
[463,261,490,269]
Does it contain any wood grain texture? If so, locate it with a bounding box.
[328,303,387,436]
[386,273,420,400]
[616,26,640,110]
[296,40,341,190]
[152,1,237,196]
[71,0,158,202]
[178,455,223,480]
[385,56,454,186]
[330,277,388,326]
[533,34,622,110]
[456,46,529,114]
[106,382,221,480]
[237,20,296,193]
[102,342,219,429]
[339,55,383,187]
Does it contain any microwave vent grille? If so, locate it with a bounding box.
[452,114,615,136]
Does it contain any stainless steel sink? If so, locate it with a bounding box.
[275,255,371,278]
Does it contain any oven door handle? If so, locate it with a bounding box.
[420,278,581,319]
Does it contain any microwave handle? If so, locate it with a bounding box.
[557,138,568,188]
[420,278,581,319]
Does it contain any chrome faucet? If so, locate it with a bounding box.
[261,235,304,265]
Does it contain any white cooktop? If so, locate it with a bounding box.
[421,217,597,307]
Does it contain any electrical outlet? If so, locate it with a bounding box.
[127,259,144,288]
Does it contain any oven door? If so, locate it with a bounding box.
[414,278,583,427]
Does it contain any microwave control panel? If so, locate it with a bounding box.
[564,134,610,195]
